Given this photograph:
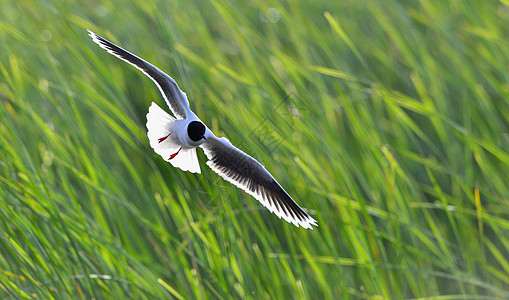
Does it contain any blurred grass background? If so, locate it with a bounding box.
[1,0,509,298]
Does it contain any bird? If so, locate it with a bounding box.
[88,30,317,229]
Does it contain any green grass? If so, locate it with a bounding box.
[1,0,509,298]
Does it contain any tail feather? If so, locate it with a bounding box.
[146,102,201,173]
[168,147,201,174]
[146,102,175,149]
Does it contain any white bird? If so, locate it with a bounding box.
[88,30,317,229]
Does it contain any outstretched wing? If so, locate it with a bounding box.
[200,135,317,229]
[88,30,191,119]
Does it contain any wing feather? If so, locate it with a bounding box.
[201,136,317,229]
[88,30,190,119]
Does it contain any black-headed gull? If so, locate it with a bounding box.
[88,30,317,229]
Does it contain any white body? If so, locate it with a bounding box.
[146,103,205,173]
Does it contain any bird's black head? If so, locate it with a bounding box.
[187,121,206,142]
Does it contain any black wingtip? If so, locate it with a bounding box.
[87,29,96,39]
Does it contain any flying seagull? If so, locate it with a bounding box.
[88,30,317,229]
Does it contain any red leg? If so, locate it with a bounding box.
[158,132,171,143]
[169,146,182,160]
